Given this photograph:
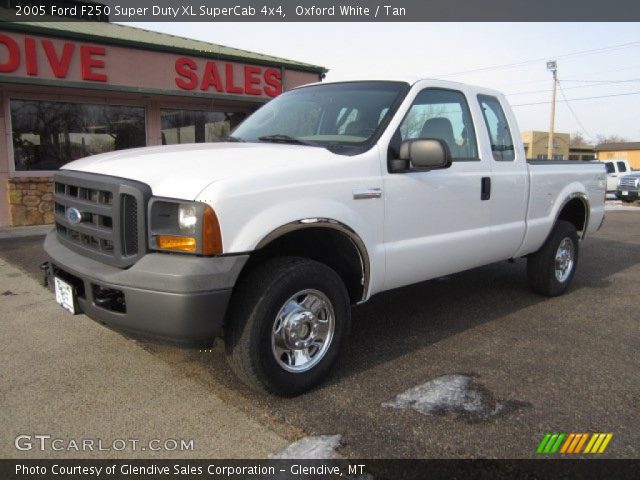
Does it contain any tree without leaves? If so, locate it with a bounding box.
[595,134,628,145]
[570,131,588,146]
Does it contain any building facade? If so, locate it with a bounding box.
[0,13,325,227]
[568,144,596,161]
[521,131,570,160]
[596,142,640,169]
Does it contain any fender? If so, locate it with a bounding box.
[553,191,590,240]
[515,182,590,258]
[256,218,371,303]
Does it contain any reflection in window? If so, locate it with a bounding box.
[478,95,515,161]
[398,89,478,160]
[160,109,247,145]
[10,100,146,171]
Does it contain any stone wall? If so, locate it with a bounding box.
[7,177,54,226]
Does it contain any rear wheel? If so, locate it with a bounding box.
[225,257,350,396]
[527,220,579,297]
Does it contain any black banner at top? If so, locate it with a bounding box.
[2,0,640,22]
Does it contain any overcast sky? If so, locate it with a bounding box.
[130,22,640,142]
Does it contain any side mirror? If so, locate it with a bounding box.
[391,139,452,172]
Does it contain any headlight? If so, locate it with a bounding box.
[178,203,197,234]
[149,199,222,255]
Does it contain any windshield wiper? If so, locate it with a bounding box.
[222,135,244,142]
[258,134,315,146]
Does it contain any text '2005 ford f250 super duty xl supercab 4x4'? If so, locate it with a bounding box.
[44,79,606,395]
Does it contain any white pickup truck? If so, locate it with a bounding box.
[44,79,606,395]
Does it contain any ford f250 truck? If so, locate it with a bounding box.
[44,79,606,395]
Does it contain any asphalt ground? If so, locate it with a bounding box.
[1,211,638,459]
[0,259,290,459]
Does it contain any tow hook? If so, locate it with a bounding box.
[40,261,51,288]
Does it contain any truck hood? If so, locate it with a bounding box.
[63,142,340,199]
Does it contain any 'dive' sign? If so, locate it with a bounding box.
[0,33,106,81]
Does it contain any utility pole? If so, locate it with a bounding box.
[546,60,557,160]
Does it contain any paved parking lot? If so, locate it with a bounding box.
[1,211,638,459]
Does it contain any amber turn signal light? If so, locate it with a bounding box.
[156,235,197,252]
[202,204,223,255]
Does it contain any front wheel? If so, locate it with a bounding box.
[225,257,350,396]
[527,220,579,297]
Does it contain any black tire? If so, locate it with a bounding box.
[224,256,350,396]
[527,220,579,297]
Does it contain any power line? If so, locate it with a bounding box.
[511,90,640,107]
[561,78,640,83]
[506,78,640,96]
[491,64,640,88]
[557,80,593,140]
[437,41,640,78]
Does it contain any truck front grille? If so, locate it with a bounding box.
[619,177,638,189]
[53,171,151,268]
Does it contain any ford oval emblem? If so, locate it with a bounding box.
[66,207,83,225]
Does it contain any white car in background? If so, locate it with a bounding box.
[601,159,631,192]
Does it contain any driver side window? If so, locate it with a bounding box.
[397,88,478,161]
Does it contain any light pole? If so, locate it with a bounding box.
[547,60,557,160]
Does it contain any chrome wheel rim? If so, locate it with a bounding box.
[555,237,575,282]
[271,289,335,373]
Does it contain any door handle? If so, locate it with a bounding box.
[481,177,491,201]
[353,187,382,200]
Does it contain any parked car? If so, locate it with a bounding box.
[616,173,640,202]
[600,159,631,192]
[44,79,607,395]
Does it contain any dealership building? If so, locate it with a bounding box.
[0,8,326,227]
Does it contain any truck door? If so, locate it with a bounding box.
[476,94,528,260]
[382,87,492,290]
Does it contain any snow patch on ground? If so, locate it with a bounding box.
[270,435,342,459]
[383,374,529,422]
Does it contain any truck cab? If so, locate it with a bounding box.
[601,159,631,192]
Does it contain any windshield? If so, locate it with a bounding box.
[232,81,409,154]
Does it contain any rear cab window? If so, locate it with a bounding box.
[477,95,515,161]
[605,162,615,174]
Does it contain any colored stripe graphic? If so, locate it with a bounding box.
[567,434,583,453]
[584,433,599,453]
[538,433,613,454]
[574,433,589,453]
[598,434,613,453]
[560,433,575,453]
[537,434,552,454]
[550,433,565,453]
[544,433,559,453]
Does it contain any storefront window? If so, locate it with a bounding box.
[10,100,146,171]
[161,109,247,145]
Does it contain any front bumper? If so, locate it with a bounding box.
[44,231,248,346]
[615,189,640,200]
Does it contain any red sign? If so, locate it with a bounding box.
[0,31,286,98]
[174,57,281,97]
[0,33,106,81]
